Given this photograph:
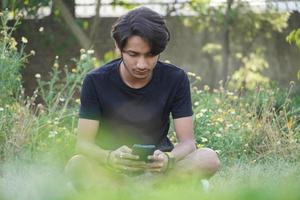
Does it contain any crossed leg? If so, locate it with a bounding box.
[65,148,220,190]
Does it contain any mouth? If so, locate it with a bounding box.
[134,70,149,75]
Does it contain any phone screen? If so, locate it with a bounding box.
[132,144,156,162]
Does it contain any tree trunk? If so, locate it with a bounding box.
[222,0,234,83]
[64,0,75,17]
[53,0,92,51]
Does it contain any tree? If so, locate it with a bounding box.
[183,0,290,88]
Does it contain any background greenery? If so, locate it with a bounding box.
[0,1,300,200]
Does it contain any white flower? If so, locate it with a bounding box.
[80,49,86,54]
[80,54,87,60]
[187,72,196,77]
[215,150,221,154]
[30,50,35,55]
[194,101,199,106]
[195,113,203,119]
[21,37,28,44]
[0,107,4,111]
[201,137,208,143]
[39,27,44,32]
[59,97,65,102]
[87,49,94,54]
[35,73,41,79]
[48,131,58,138]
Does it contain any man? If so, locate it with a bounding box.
[65,6,220,190]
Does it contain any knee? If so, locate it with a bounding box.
[195,148,220,177]
[65,154,91,177]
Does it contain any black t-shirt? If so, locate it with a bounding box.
[79,58,193,151]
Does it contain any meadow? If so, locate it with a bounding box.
[0,10,300,200]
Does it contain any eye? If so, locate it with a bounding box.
[128,52,138,57]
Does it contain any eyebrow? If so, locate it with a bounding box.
[123,50,152,55]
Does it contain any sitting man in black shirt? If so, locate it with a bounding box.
[65,6,220,190]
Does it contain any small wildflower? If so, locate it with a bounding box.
[80,49,86,54]
[21,37,28,44]
[80,54,87,60]
[30,50,35,55]
[214,98,221,104]
[39,27,44,32]
[204,85,210,91]
[55,55,59,59]
[195,113,203,119]
[72,68,77,73]
[87,49,94,54]
[201,137,208,143]
[276,140,281,145]
[59,97,65,102]
[187,72,196,77]
[215,150,221,154]
[194,101,199,106]
[196,76,202,81]
[0,107,4,111]
[35,73,41,79]
[17,12,23,18]
[200,109,207,113]
[53,62,59,68]
[75,98,80,104]
[216,133,222,138]
[48,131,58,138]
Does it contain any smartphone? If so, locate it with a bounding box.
[132,144,156,162]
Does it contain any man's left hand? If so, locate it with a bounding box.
[146,150,168,173]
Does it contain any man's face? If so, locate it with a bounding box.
[121,35,159,80]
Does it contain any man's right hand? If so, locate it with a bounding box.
[107,145,147,173]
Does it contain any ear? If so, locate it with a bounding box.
[114,42,121,55]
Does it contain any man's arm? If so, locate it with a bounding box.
[171,116,196,162]
[76,118,110,164]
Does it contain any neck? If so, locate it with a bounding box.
[120,62,152,89]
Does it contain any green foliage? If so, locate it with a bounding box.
[286,28,300,50]
[1,0,51,18]
[0,11,30,105]
[229,52,270,90]
[185,73,300,163]
[184,0,290,89]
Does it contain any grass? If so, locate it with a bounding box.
[1,158,299,200]
[0,9,300,200]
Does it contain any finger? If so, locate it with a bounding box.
[114,164,145,172]
[116,159,146,167]
[149,155,164,162]
[147,162,164,169]
[146,167,162,173]
[119,152,139,160]
[120,145,132,153]
[153,150,162,156]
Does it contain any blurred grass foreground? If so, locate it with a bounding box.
[0,8,300,200]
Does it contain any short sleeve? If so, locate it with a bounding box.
[79,74,102,120]
[171,71,193,119]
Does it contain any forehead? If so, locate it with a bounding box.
[123,35,151,53]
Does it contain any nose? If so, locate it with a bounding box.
[136,57,148,70]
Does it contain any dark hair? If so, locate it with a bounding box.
[111,7,170,55]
